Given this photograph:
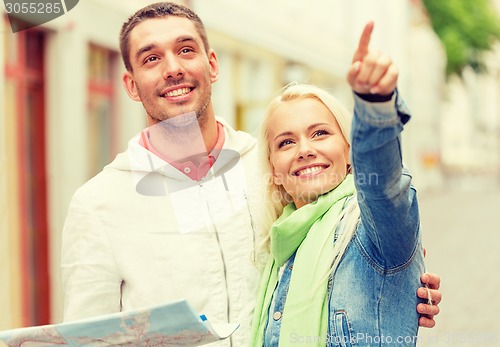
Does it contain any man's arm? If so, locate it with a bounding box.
[61,192,122,321]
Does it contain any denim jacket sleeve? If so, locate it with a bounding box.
[350,90,420,269]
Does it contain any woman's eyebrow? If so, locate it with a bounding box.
[273,131,294,141]
[273,123,333,141]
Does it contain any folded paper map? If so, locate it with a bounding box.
[0,299,239,347]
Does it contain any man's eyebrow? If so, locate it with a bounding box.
[134,36,199,61]
[135,43,157,61]
[177,35,197,44]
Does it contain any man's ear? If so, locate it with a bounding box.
[123,71,141,102]
[207,49,219,84]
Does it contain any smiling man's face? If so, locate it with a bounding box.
[122,16,219,126]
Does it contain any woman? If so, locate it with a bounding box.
[251,23,426,346]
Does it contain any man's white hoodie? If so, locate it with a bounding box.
[61,118,268,346]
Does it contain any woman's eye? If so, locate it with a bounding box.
[278,139,293,148]
[313,129,329,137]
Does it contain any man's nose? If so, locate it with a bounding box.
[162,54,184,79]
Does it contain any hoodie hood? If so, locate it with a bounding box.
[106,117,257,194]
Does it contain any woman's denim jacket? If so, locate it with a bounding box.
[264,91,425,347]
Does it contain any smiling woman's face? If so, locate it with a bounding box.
[267,97,350,208]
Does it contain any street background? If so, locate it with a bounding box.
[417,175,500,346]
[1,1,500,345]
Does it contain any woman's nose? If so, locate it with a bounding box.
[296,140,317,160]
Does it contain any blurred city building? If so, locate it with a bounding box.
[0,0,499,330]
[423,0,500,191]
[440,51,500,188]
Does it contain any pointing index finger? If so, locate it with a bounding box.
[353,21,374,63]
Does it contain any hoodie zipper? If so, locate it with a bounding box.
[243,192,257,263]
[199,181,232,347]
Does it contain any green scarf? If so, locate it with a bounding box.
[250,175,356,347]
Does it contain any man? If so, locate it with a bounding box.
[61,3,441,346]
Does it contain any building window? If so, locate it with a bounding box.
[87,44,118,177]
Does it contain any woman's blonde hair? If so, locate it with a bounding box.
[257,83,354,237]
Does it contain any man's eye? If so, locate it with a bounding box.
[144,56,159,64]
[180,48,194,54]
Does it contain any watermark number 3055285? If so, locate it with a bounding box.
[5,2,62,14]
[3,0,80,33]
